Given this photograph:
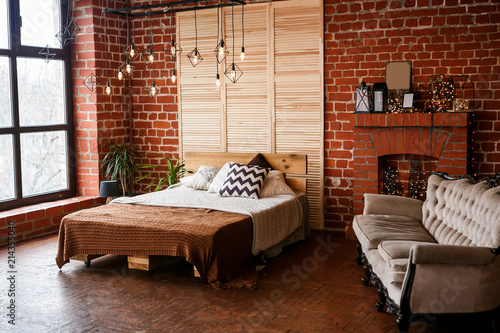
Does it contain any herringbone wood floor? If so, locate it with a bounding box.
[0,231,496,333]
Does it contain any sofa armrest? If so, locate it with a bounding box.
[363,193,423,221]
[401,244,500,315]
[412,243,496,265]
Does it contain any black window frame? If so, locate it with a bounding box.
[0,0,76,211]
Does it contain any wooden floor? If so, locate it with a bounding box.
[0,231,497,333]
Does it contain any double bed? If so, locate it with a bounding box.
[55,152,309,287]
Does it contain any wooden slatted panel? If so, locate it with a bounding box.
[273,0,324,229]
[178,0,324,229]
[225,4,269,153]
[178,9,221,152]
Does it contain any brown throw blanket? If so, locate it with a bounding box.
[55,203,255,286]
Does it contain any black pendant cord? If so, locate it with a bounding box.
[231,1,234,64]
[220,0,224,43]
[104,11,108,79]
[194,4,198,50]
[216,4,220,78]
[170,5,174,42]
[216,2,220,44]
[125,11,129,51]
[241,4,244,51]
[149,9,155,78]
[171,6,176,77]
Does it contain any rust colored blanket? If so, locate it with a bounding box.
[55,203,254,285]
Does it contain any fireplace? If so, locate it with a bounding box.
[348,112,471,236]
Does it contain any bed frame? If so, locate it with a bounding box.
[71,152,308,274]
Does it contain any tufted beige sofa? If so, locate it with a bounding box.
[353,172,500,332]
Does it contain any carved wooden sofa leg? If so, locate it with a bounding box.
[356,242,363,265]
[362,262,371,286]
[396,312,410,333]
[376,284,387,312]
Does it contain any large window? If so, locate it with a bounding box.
[0,0,75,210]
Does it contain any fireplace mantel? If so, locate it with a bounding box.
[350,112,470,128]
[348,112,471,236]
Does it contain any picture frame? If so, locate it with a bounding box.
[403,93,414,109]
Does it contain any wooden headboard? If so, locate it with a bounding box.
[184,152,307,193]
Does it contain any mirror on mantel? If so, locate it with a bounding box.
[385,61,412,95]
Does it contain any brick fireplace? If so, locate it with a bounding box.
[350,112,471,220]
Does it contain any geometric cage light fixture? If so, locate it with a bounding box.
[102,0,246,98]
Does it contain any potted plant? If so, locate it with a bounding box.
[101,139,139,196]
[138,157,189,191]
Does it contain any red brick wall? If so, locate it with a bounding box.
[69,0,500,231]
[323,0,500,229]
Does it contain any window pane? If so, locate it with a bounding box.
[21,131,68,197]
[0,0,8,49]
[0,56,12,127]
[17,57,65,126]
[20,0,61,48]
[0,135,15,201]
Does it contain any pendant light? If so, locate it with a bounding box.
[142,11,155,65]
[117,15,123,80]
[187,3,203,67]
[224,1,243,83]
[145,10,160,99]
[121,12,134,76]
[214,1,228,64]
[240,4,245,61]
[104,12,111,95]
[124,12,139,61]
[163,6,182,61]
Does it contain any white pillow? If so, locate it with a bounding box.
[260,170,296,197]
[187,166,220,190]
[207,162,231,193]
[178,175,193,186]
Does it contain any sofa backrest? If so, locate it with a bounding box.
[422,174,500,248]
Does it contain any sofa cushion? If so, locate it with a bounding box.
[353,214,436,251]
[378,240,436,283]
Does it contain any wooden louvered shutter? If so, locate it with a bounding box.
[178,0,324,229]
[272,0,324,229]
[178,9,221,152]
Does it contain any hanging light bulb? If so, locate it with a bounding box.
[216,73,220,87]
[118,67,123,80]
[129,42,135,58]
[219,40,225,56]
[240,47,245,61]
[148,49,154,63]
[171,69,176,83]
[147,80,160,99]
[126,59,132,74]
[171,40,176,57]
[106,81,111,95]
[193,50,198,64]
[230,64,236,81]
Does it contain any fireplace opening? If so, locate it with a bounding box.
[379,154,438,201]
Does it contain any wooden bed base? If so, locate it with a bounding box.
[71,152,308,276]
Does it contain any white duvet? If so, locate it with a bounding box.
[112,184,303,255]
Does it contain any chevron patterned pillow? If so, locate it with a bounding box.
[219,162,270,199]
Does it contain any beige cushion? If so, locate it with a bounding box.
[260,170,295,198]
[353,214,436,250]
[378,240,436,283]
